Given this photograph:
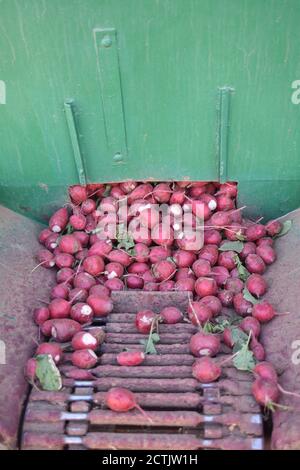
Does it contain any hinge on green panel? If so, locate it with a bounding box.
[94,28,127,164]
[216,87,234,183]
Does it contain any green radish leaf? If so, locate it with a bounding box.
[116,224,135,252]
[103,184,111,197]
[275,220,292,238]
[203,321,215,333]
[243,288,259,305]
[233,345,256,371]
[219,241,244,253]
[234,254,250,281]
[236,231,246,241]
[151,333,160,343]
[35,355,62,391]
[231,327,249,350]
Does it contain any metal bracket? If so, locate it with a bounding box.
[64,100,87,185]
[217,87,234,182]
[94,28,127,164]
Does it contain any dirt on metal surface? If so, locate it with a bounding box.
[0,205,55,449]
[261,208,300,449]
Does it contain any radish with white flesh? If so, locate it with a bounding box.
[188,302,213,325]
[36,343,63,364]
[49,207,69,233]
[117,351,145,366]
[71,331,99,351]
[105,262,124,279]
[135,310,156,334]
[192,357,221,383]
[51,319,82,342]
[159,307,183,324]
[190,332,221,357]
[70,303,94,324]
[71,349,98,369]
[45,233,59,251]
[86,295,113,317]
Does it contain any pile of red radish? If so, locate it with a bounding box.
[27,180,290,411]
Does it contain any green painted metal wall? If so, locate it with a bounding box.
[0,0,299,221]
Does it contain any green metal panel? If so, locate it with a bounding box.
[0,0,299,221]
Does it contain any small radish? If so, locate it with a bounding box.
[49,207,69,233]
[105,278,125,291]
[245,274,267,298]
[218,289,234,307]
[253,362,278,383]
[152,223,174,247]
[116,351,145,366]
[252,378,279,409]
[126,275,144,289]
[192,357,221,383]
[89,284,110,297]
[59,234,82,254]
[49,298,71,319]
[86,295,113,317]
[135,310,156,334]
[144,281,159,291]
[37,249,55,268]
[174,278,194,291]
[149,246,171,264]
[25,358,37,381]
[81,198,97,215]
[45,233,60,251]
[192,259,211,278]
[218,251,236,271]
[256,245,276,265]
[217,182,237,198]
[175,267,195,281]
[190,332,221,357]
[240,316,261,338]
[152,259,176,282]
[64,368,95,380]
[265,219,282,237]
[55,252,74,269]
[73,272,96,290]
[194,277,217,298]
[216,195,235,212]
[50,284,70,300]
[73,230,89,247]
[51,319,82,342]
[33,307,50,326]
[159,306,183,324]
[240,242,256,260]
[198,245,219,266]
[71,331,98,351]
[120,180,138,194]
[39,228,52,244]
[69,213,86,230]
[224,277,244,294]
[188,302,213,325]
[107,250,131,267]
[233,293,253,316]
[83,255,105,276]
[36,343,63,364]
[210,266,230,286]
[245,254,266,274]
[41,319,55,336]
[57,267,74,284]
[223,328,234,348]
[105,262,124,279]
[204,229,222,246]
[252,302,275,323]
[88,239,113,256]
[127,183,153,204]
[173,250,196,268]
[250,337,265,361]
[70,302,94,324]
[153,182,171,203]
[246,224,266,242]
[105,387,150,421]
[210,211,231,228]
[170,189,185,205]
[71,349,98,369]
[69,288,88,303]
[200,296,222,316]
[224,224,245,241]
[69,185,88,204]
[133,243,150,263]
[128,262,149,275]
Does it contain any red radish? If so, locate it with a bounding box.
[36,343,63,364]
[204,229,222,246]
[126,275,144,289]
[191,200,211,220]
[64,368,94,380]
[246,224,266,241]
[105,387,149,420]
[135,310,156,334]
[105,262,124,279]
[192,259,211,278]
[69,185,88,204]
[86,183,105,198]
[39,228,52,244]
[240,316,261,338]
[152,223,174,247]
[245,274,267,298]
[256,237,274,247]
[245,254,266,274]
[127,183,153,204]
[223,328,235,348]
[188,302,213,325]
[99,196,117,213]
[69,288,88,303]
[88,239,112,256]
[57,267,74,284]
[37,248,55,268]
[176,230,201,251]
[217,182,237,198]
[55,252,74,269]
[51,319,82,342]
[49,207,69,233]
[210,266,230,286]
[71,331,98,351]
[240,242,256,260]
[116,351,145,366]
[230,267,240,278]
[149,246,171,264]
[198,245,219,266]
[107,249,131,267]
[73,272,96,290]
[210,211,231,228]
[224,277,244,294]
[199,193,217,211]
[71,302,94,324]
[233,293,253,316]
[87,295,113,317]
[133,243,149,263]
[252,302,275,323]
[192,357,221,383]
[128,262,149,275]
[33,307,50,326]
[85,214,97,232]
[105,278,124,291]
[88,327,106,344]
[265,219,282,237]
[175,267,195,281]
[71,349,98,369]
[70,213,86,230]
[250,337,265,361]
[194,277,217,298]
[119,180,137,194]
[81,198,96,215]
[216,195,235,212]
[153,182,171,203]
[59,234,82,254]
[224,224,244,241]
[159,280,176,291]
[50,284,70,300]
[200,296,222,316]
[190,332,221,357]
[189,184,207,198]
[49,298,71,319]
[252,378,279,408]
[253,362,278,383]
[170,189,185,205]
[45,233,59,250]
[141,270,157,283]
[218,290,234,307]
[159,306,183,324]
[110,186,126,199]
[174,278,194,291]
[153,260,176,282]
[89,284,110,297]
[218,251,236,271]
[173,250,196,268]
[41,319,55,336]
[25,358,37,381]
[256,245,276,265]
[82,255,104,276]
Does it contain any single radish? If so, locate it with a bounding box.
[204,229,222,246]
[41,319,55,336]
[59,234,82,254]
[116,351,145,366]
[190,332,221,357]
[105,262,124,279]
[210,266,230,286]
[152,223,174,247]
[81,198,97,215]
[216,195,235,212]
[51,319,82,342]
[71,331,99,351]
[174,278,194,291]
[86,295,113,317]
[192,357,221,383]
[39,228,52,244]
[256,245,276,265]
[50,284,70,300]
[192,259,211,278]
[89,284,110,297]
[245,254,266,274]
[105,387,151,421]
[135,310,156,334]
[218,251,236,271]
[173,250,196,268]
[128,262,149,275]
[88,239,113,256]
[188,302,213,325]
[126,275,144,289]
[73,230,89,247]
[25,358,37,382]
[105,278,125,291]
[245,274,267,298]
[159,306,183,324]
[55,252,74,269]
[223,328,234,348]
[233,293,253,316]
[253,362,278,383]
[250,337,265,361]
[133,243,150,263]
[71,349,98,369]
[57,267,74,284]
[218,289,234,307]
[194,277,217,298]
[69,185,88,204]
[107,249,131,267]
[120,180,138,194]
[252,378,279,409]
[152,259,176,282]
[246,224,266,242]
[252,302,275,323]
[210,211,231,228]
[49,298,71,319]
[200,296,222,316]
[224,277,244,294]
[240,241,256,260]
[149,246,171,264]
[265,219,282,237]
[153,182,171,203]
[88,327,106,344]
[160,280,176,291]
[83,255,105,276]
[70,302,94,324]
[198,245,219,266]
[33,307,50,326]
[69,288,88,303]
[45,233,60,251]
[49,207,69,233]
[36,343,63,364]
[73,272,96,290]
[70,213,86,230]
[240,316,261,338]
[36,249,55,268]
